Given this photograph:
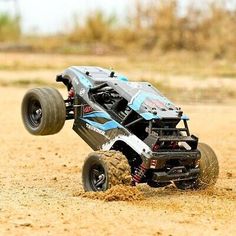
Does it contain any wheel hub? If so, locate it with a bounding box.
[95,174,106,187]
[28,100,42,127]
[90,165,106,191]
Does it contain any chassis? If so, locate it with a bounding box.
[21,66,219,191]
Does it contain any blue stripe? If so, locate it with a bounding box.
[82,111,111,119]
[117,75,128,82]
[82,118,122,131]
[181,115,189,120]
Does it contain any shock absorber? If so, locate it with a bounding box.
[68,87,75,99]
[132,162,148,185]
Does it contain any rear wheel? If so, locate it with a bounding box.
[175,143,219,190]
[82,151,131,192]
[21,87,66,135]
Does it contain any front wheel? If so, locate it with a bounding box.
[21,87,66,135]
[82,151,131,192]
[175,143,219,190]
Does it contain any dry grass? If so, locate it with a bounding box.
[0,52,236,78]
[1,1,236,60]
[0,52,236,103]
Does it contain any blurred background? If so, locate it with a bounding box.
[0,0,236,102]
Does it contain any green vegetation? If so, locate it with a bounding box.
[0,13,21,42]
[1,1,236,60]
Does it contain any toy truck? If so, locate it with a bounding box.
[21,66,219,191]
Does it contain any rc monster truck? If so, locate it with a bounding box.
[21,66,219,191]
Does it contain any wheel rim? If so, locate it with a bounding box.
[27,99,42,128]
[89,164,106,191]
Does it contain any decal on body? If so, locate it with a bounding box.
[86,123,109,139]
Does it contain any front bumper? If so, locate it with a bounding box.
[152,166,200,183]
[142,150,200,183]
[151,150,200,161]
[142,150,200,169]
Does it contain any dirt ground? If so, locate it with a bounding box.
[0,86,236,236]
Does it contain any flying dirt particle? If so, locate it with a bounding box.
[226,172,233,178]
[153,232,162,235]
[73,185,143,202]
[52,177,57,181]
[19,223,32,227]
[224,187,232,191]
[178,220,191,224]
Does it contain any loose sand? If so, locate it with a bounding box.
[0,87,235,236]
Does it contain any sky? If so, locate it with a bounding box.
[0,0,234,34]
[0,0,138,34]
